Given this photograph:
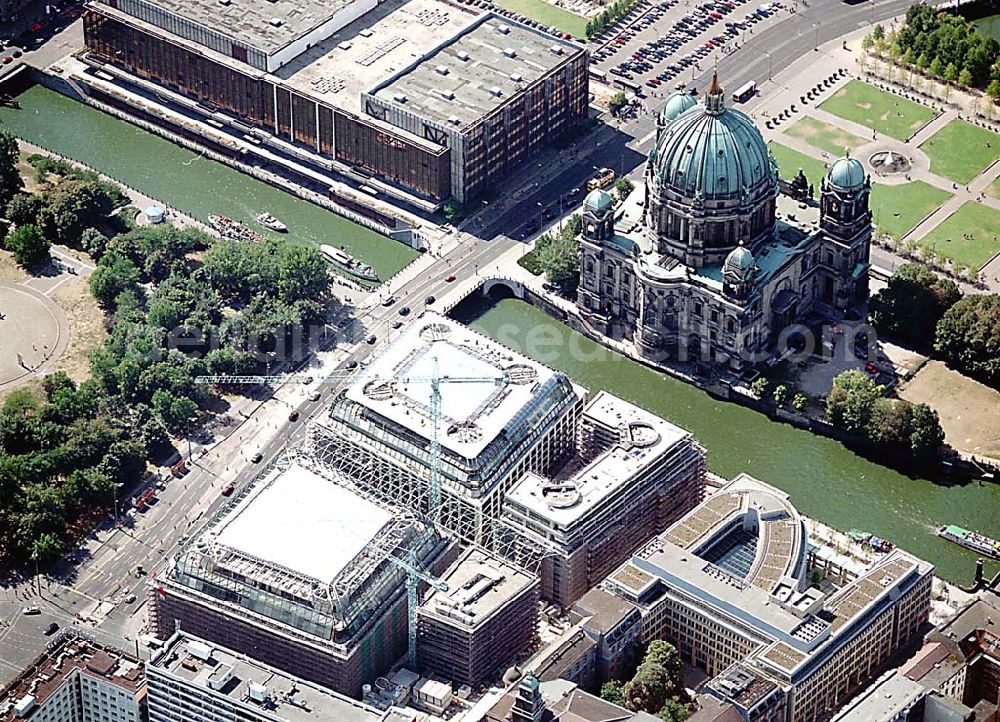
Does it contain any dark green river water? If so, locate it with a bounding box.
[456,298,1000,585]
[0,85,417,280]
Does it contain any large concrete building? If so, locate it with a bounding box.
[416,548,540,689]
[79,0,588,206]
[602,474,933,722]
[149,461,443,697]
[576,74,872,373]
[146,631,387,722]
[0,632,146,722]
[503,391,706,605]
[310,312,586,548]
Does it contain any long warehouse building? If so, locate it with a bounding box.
[79,0,588,206]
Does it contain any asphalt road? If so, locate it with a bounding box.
[0,0,933,681]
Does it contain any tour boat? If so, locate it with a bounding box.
[320,244,379,283]
[848,529,894,553]
[255,212,288,232]
[937,525,1000,560]
[208,214,264,243]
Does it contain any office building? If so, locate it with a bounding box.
[149,461,443,697]
[80,0,588,206]
[416,548,539,689]
[602,474,933,721]
[310,312,586,548]
[503,391,706,605]
[0,632,146,722]
[146,631,385,722]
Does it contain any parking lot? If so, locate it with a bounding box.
[590,0,791,94]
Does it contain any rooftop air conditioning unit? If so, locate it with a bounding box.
[359,28,374,37]
[457,50,470,61]
[439,89,455,100]
[497,25,510,34]
[489,86,502,97]
[217,0,231,6]
[338,41,352,50]
[393,92,407,103]
[268,17,283,27]
[509,73,522,82]
[447,115,461,125]
[435,65,449,75]
[549,45,563,55]
[248,683,269,702]
[502,47,516,58]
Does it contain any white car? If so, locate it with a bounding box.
[22,606,40,615]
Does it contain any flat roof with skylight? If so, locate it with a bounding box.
[368,14,582,129]
[344,313,571,458]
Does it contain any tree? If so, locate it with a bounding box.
[929,55,944,78]
[623,662,673,714]
[614,177,635,200]
[826,370,884,434]
[868,398,913,447]
[958,67,973,87]
[916,52,930,70]
[608,92,628,116]
[80,227,109,259]
[909,403,945,461]
[657,697,691,722]
[443,201,466,224]
[934,294,1000,388]
[0,130,22,216]
[89,251,142,309]
[30,532,63,565]
[537,230,579,296]
[5,192,42,226]
[862,34,874,53]
[773,384,789,406]
[750,377,769,399]
[988,79,1000,103]
[5,224,50,270]
[792,393,809,411]
[944,62,959,83]
[873,23,885,41]
[870,263,960,348]
[600,681,625,706]
[643,641,682,690]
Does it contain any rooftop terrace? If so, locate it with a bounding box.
[151,633,383,722]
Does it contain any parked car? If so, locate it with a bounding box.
[22,607,40,615]
[288,410,300,422]
[221,482,235,496]
[44,623,59,636]
[250,452,263,464]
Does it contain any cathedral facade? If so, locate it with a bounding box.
[576,74,873,373]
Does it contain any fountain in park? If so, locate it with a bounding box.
[869,150,911,176]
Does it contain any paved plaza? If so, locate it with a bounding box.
[0,282,67,392]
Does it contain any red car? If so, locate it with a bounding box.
[864,362,879,377]
[221,482,235,496]
[2,56,12,65]
[445,274,456,282]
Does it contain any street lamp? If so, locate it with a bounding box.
[764,51,772,82]
[813,22,820,51]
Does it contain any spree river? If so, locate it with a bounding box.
[0,85,417,280]
[455,298,1000,585]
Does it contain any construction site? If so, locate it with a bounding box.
[150,314,709,707]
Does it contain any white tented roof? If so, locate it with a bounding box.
[214,464,392,583]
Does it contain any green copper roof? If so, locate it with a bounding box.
[725,243,754,272]
[827,156,866,190]
[584,187,614,212]
[659,91,698,123]
[650,97,775,200]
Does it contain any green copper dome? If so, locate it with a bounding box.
[725,242,754,273]
[584,187,614,212]
[827,156,866,190]
[659,91,697,124]
[650,74,775,200]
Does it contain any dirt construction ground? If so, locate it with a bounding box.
[898,359,1000,461]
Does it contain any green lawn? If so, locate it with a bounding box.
[870,181,952,240]
[918,202,1000,270]
[989,177,1000,200]
[918,119,1000,185]
[783,117,867,158]
[493,0,588,37]
[820,80,938,140]
[767,141,828,192]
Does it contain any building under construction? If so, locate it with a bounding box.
[503,391,707,605]
[416,548,539,689]
[149,459,444,697]
[309,313,586,550]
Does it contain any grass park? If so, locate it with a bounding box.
[819,80,938,140]
[784,117,867,157]
[918,119,1000,185]
[915,201,1000,270]
[493,0,589,36]
[869,181,952,240]
[990,177,1000,199]
[767,141,829,190]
